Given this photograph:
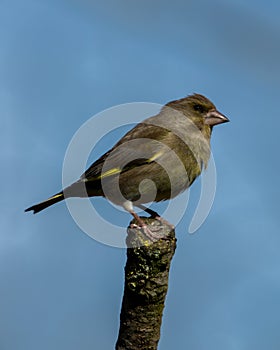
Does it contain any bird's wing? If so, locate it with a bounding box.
[81,123,171,181]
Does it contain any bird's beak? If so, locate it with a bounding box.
[205,110,230,126]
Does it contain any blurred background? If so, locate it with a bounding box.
[1,0,280,349]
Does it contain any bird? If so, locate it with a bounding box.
[25,93,229,240]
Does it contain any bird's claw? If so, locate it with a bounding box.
[154,216,175,230]
[130,222,164,242]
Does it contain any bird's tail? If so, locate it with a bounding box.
[25,192,64,214]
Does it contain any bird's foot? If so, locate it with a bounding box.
[130,222,164,242]
[136,205,174,230]
[154,216,175,230]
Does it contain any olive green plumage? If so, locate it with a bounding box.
[25,93,229,215]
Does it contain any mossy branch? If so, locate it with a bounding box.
[116,217,176,350]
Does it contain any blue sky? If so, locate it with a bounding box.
[2,0,280,349]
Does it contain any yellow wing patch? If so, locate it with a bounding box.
[147,151,163,163]
[98,167,121,179]
[89,153,162,181]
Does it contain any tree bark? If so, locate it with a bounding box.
[116,217,176,350]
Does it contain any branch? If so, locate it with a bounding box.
[116,217,176,350]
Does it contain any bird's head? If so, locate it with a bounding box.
[165,93,229,131]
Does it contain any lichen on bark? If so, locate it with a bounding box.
[116,217,176,350]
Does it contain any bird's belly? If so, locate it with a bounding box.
[113,166,199,205]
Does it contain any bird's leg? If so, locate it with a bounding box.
[128,210,165,242]
[137,204,175,230]
[137,204,159,218]
[123,201,168,241]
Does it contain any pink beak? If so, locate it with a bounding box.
[205,110,230,126]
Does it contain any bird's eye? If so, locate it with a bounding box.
[193,104,205,113]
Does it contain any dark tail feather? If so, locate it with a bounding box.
[25,192,64,214]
